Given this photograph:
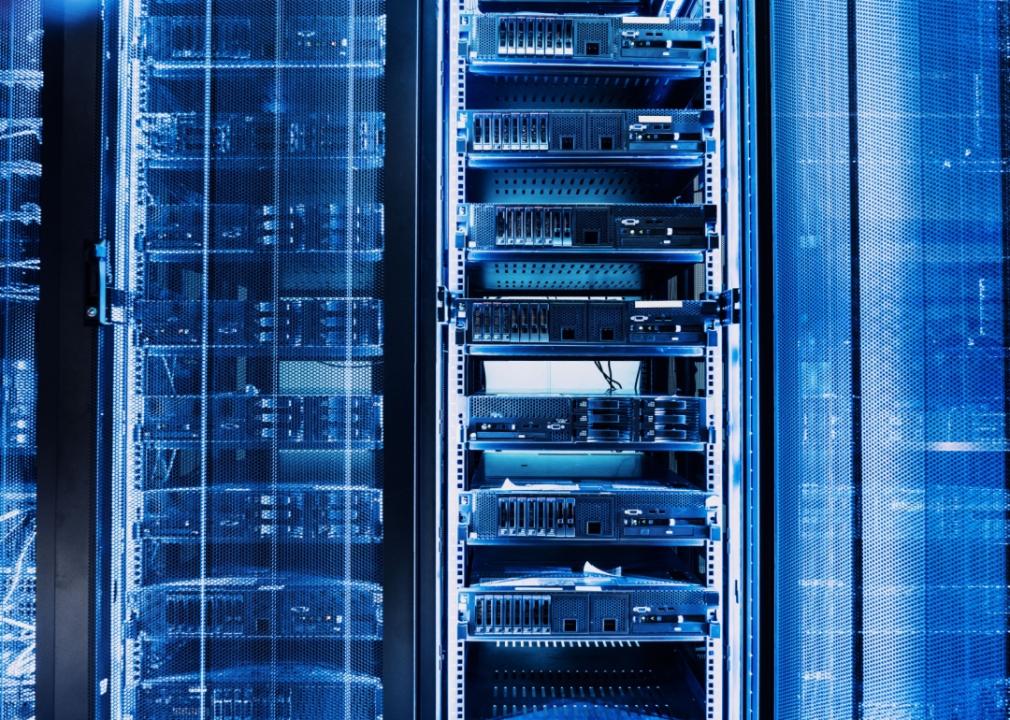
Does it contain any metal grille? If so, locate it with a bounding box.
[109,0,385,717]
[588,595,627,633]
[467,168,694,203]
[773,1,1008,718]
[586,113,622,152]
[586,302,625,343]
[548,114,584,150]
[477,262,642,292]
[548,596,586,633]
[574,22,608,56]
[469,395,570,420]
[0,1,40,718]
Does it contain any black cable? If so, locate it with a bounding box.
[607,361,623,390]
[594,360,618,391]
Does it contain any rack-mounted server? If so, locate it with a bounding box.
[139,674,382,720]
[143,112,385,161]
[138,576,383,638]
[460,203,717,251]
[140,487,383,542]
[462,110,713,161]
[143,203,384,253]
[459,567,719,640]
[463,14,715,72]
[467,394,707,448]
[144,15,387,63]
[461,298,726,347]
[461,481,718,544]
[140,395,383,446]
[462,643,709,719]
[136,298,383,349]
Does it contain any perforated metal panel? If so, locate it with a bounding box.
[772,1,1009,718]
[549,596,587,633]
[476,262,643,292]
[467,167,699,203]
[0,3,40,718]
[574,22,609,56]
[588,595,626,633]
[107,1,386,718]
[469,395,571,419]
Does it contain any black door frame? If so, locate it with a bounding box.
[37,0,104,718]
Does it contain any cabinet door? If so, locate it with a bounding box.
[772,1,1008,717]
[0,3,41,719]
[99,1,415,717]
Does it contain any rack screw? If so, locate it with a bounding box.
[86,307,98,318]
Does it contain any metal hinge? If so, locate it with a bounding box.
[455,208,469,250]
[458,493,473,541]
[437,286,450,324]
[457,18,471,58]
[719,288,741,325]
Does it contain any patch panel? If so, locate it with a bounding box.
[136,577,382,638]
[458,566,719,640]
[143,203,384,254]
[463,110,713,162]
[462,203,716,252]
[140,395,383,447]
[460,481,718,544]
[467,394,707,448]
[136,298,383,349]
[465,15,715,72]
[139,487,383,542]
[462,299,720,346]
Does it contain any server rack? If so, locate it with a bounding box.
[0,4,42,720]
[12,0,1010,718]
[439,0,742,717]
[58,0,426,717]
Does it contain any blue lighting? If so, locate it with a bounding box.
[773,1,1008,717]
[0,1,40,718]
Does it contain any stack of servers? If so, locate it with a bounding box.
[0,3,41,719]
[109,2,387,718]
[444,0,729,717]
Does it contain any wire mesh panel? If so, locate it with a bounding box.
[108,1,385,718]
[772,1,1008,718]
[0,2,40,719]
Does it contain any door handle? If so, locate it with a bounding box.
[88,239,112,325]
